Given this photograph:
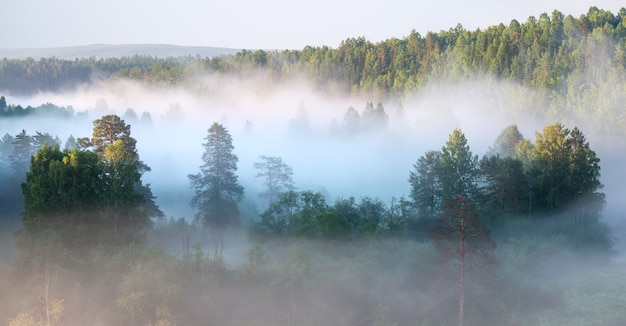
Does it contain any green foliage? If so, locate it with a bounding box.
[409,124,607,250]
[10,130,35,179]
[255,191,412,239]
[2,8,625,324]
[529,124,604,217]
[438,128,479,202]
[409,129,479,221]
[188,122,244,230]
[0,102,75,119]
[409,150,442,218]
[2,7,624,115]
[116,252,180,326]
[478,155,528,220]
[19,115,157,257]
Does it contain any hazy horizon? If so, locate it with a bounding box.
[3,1,623,50]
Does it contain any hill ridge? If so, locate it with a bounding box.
[0,44,242,59]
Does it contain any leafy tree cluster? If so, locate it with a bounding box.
[0,97,160,129]
[0,55,165,95]
[333,102,390,135]
[18,115,161,257]
[409,124,607,248]
[0,98,76,119]
[0,130,67,221]
[254,191,413,238]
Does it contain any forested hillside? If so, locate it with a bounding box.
[1,7,624,96]
[3,7,625,136]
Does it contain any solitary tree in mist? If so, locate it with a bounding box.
[32,132,61,150]
[189,123,244,234]
[0,133,14,168]
[341,106,361,135]
[486,124,524,158]
[82,115,160,217]
[288,103,311,136]
[123,107,139,124]
[431,195,495,326]
[140,111,154,127]
[254,155,295,205]
[78,115,138,161]
[362,102,388,131]
[437,129,479,202]
[63,135,77,150]
[10,130,35,179]
[409,129,478,219]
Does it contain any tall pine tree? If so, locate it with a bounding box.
[189,123,244,232]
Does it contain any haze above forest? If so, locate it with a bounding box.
[0,44,241,60]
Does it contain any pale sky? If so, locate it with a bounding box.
[2,0,623,49]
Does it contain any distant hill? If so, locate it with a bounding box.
[0,44,242,59]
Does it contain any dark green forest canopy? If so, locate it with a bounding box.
[1,7,624,98]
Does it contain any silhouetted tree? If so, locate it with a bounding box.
[253,155,295,205]
[362,102,388,131]
[63,135,77,150]
[189,123,244,233]
[486,124,524,158]
[32,132,61,150]
[341,106,361,135]
[437,128,479,202]
[10,130,35,179]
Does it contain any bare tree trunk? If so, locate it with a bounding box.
[528,191,533,221]
[44,261,51,326]
[459,234,465,326]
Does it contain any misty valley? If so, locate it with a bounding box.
[2,6,626,326]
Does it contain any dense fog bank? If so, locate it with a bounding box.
[5,76,625,223]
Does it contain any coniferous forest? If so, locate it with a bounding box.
[1,6,626,326]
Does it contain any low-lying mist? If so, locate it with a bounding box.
[6,74,624,222]
[3,70,626,325]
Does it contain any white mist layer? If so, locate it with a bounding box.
[3,75,626,252]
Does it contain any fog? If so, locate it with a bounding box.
[5,71,626,227]
[4,79,532,201]
[7,74,621,213]
[3,70,626,324]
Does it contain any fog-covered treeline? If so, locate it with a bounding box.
[1,8,625,94]
[3,8,626,137]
